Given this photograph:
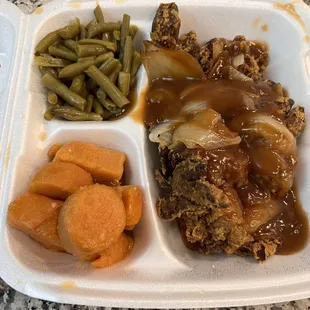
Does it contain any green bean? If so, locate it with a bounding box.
[113,30,121,41]
[47,92,58,105]
[99,58,119,75]
[130,51,141,77]
[70,74,85,96]
[87,58,119,90]
[42,73,86,111]
[94,52,114,66]
[63,39,78,52]
[58,18,80,39]
[85,94,94,112]
[86,65,129,107]
[129,25,138,39]
[57,44,72,52]
[80,25,87,40]
[35,56,72,67]
[93,98,105,117]
[48,45,78,62]
[78,39,117,51]
[35,31,60,53]
[88,22,121,38]
[100,98,118,111]
[76,44,107,57]
[96,88,107,103]
[44,102,63,121]
[109,63,122,84]
[118,72,130,96]
[59,59,95,79]
[119,14,130,61]
[40,53,53,59]
[52,105,102,121]
[39,66,58,78]
[94,4,104,23]
[77,56,96,62]
[122,36,132,73]
[86,19,97,30]
[102,32,111,41]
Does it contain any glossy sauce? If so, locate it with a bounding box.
[144,76,309,255]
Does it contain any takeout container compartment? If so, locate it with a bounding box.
[1,0,310,308]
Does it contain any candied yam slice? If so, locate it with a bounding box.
[7,193,62,234]
[29,209,65,252]
[53,141,126,184]
[117,185,143,226]
[58,184,126,259]
[91,232,134,268]
[29,161,93,200]
[125,225,135,231]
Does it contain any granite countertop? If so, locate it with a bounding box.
[2,0,310,309]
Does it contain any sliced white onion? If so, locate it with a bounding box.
[180,101,209,116]
[232,53,245,68]
[141,41,205,83]
[230,113,297,155]
[149,119,185,147]
[172,109,241,150]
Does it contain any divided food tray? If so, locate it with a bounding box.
[1,0,310,308]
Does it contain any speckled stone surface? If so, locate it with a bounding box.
[2,0,310,309]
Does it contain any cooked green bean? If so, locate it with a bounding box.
[85,94,94,112]
[58,18,80,39]
[77,56,96,62]
[129,25,138,39]
[113,30,121,41]
[94,4,105,23]
[44,102,63,120]
[102,32,111,41]
[99,58,119,75]
[40,53,54,59]
[35,56,71,67]
[78,39,117,51]
[94,52,114,66]
[93,98,105,117]
[63,39,78,52]
[59,59,95,79]
[96,88,107,103]
[130,51,141,77]
[42,73,86,110]
[47,92,58,105]
[100,98,118,111]
[80,25,87,40]
[48,46,78,62]
[86,19,97,30]
[88,22,121,38]
[76,44,107,57]
[123,36,132,73]
[118,72,130,96]
[109,63,122,84]
[35,31,60,53]
[56,44,72,53]
[70,74,85,95]
[39,66,58,78]
[52,105,102,121]
[86,65,129,107]
[119,14,130,61]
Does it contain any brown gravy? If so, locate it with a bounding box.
[144,77,309,255]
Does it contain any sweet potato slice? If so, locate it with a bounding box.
[53,141,126,184]
[125,225,136,231]
[58,184,126,260]
[7,193,62,234]
[91,232,134,268]
[29,161,93,200]
[117,185,142,226]
[28,209,65,252]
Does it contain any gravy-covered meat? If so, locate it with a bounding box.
[145,2,308,262]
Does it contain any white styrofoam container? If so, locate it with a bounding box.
[1,0,310,307]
